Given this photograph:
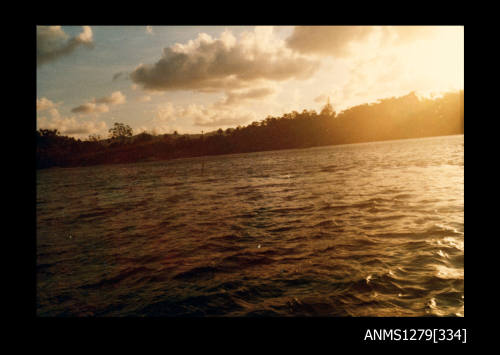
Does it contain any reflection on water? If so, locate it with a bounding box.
[37,135,464,316]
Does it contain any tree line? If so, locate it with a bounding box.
[36,90,464,169]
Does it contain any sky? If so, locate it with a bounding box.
[36,25,464,139]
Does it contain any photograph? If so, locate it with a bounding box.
[36,25,464,320]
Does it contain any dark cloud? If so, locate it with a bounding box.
[287,26,374,57]
[37,26,94,66]
[71,102,109,114]
[71,91,126,114]
[130,30,320,92]
[286,26,440,57]
[112,72,128,81]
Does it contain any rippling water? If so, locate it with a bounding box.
[36,135,464,317]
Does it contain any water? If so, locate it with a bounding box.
[36,135,464,317]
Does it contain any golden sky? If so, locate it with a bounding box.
[37,26,464,138]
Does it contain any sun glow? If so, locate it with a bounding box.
[404,26,464,94]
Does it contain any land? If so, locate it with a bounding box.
[36,90,464,169]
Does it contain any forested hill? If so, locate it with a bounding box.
[36,90,464,169]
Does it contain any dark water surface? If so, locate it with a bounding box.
[36,135,464,316]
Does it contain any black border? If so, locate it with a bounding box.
[26,8,469,346]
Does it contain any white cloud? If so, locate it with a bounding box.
[154,101,257,130]
[37,97,107,137]
[138,95,152,102]
[95,91,126,105]
[38,116,107,135]
[77,26,93,43]
[37,97,58,112]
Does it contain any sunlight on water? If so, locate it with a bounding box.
[37,135,464,317]
[434,264,464,280]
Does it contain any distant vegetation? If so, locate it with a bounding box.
[36,90,464,169]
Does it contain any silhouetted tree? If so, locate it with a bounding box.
[36,90,464,169]
[135,132,153,143]
[39,129,60,137]
[320,98,335,117]
[108,122,133,140]
[87,134,101,142]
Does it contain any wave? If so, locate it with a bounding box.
[37,135,464,317]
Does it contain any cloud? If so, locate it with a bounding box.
[37,97,58,111]
[37,97,107,137]
[306,26,462,111]
[112,72,128,81]
[37,97,63,123]
[287,26,374,57]
[95,91,126,105]
[138,95,152,102]
[382,26,440,44]
[38,115,107,135]
[37,26,94,66]
[154,102,257,129]
[71,102,110,114]
[286,26,440,57]
[193,109,256,127]
[215,87,276,107]
[129,27,320,92]
[314,94,328,104]
[71,91,126,114]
